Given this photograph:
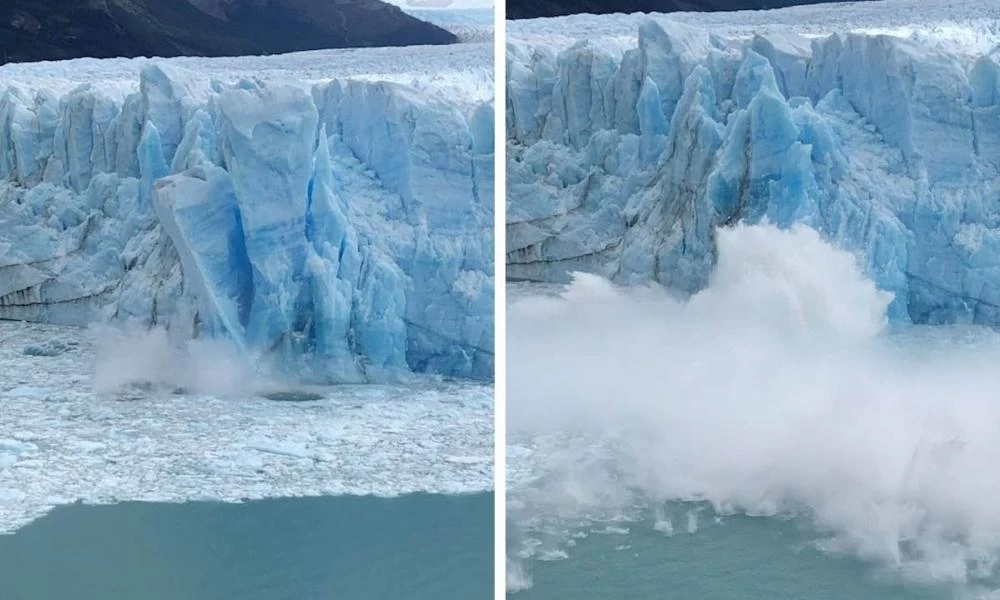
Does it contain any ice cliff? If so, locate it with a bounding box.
[0,55,494,382]
[506,4,1000,325]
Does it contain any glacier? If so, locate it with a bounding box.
[506,0,1000,325]
[405,8,496,43]
[0,42,494,382]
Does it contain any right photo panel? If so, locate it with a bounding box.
[506,0,1000,598]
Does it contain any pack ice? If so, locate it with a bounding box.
[507,0,1000,324]
[0,44,494,382]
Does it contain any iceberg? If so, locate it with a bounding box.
[506,2,1000,325]
[0,46,494,382]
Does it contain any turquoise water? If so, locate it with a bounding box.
[510,508,957,600]
[0,493,493,600]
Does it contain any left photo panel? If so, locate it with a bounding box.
[0,1,494,598]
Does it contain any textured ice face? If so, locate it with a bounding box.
[0,47,494,382]
[0,321,493,535]
[507,3,1000,326]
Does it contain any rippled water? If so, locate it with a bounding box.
[508,504,953,600]
[0,493,493,600]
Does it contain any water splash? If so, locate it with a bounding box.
[508,223,1000,592]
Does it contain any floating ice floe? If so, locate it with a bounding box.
[0,321,493,535]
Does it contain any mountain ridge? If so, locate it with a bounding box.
[507,0,878,19]
[0,0,457,65]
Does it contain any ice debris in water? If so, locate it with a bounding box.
[22,339,75,357]
[0,321,494,535]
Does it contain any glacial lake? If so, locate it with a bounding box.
[0,493,493,600]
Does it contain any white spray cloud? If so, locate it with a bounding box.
[508,222,1000,587]
[92,324,254,397]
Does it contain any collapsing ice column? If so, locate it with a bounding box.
[0,63,495,382]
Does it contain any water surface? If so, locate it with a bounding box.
[510,508,953,599]
[1,493,493,600]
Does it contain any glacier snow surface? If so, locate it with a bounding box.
[406,8,495,43]
[0,42,494,382]
[506,0,1000,325]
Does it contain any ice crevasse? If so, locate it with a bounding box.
[0,61,494,382]
[507,12,1000,325]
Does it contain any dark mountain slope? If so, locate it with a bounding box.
[508,0,877,19]
[0,0,457,65]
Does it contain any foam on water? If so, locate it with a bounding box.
[0,321,493,535]
[508,223,1000,594]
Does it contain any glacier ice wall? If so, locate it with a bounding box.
[507,19,1000,325]
[0,64,493,382]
